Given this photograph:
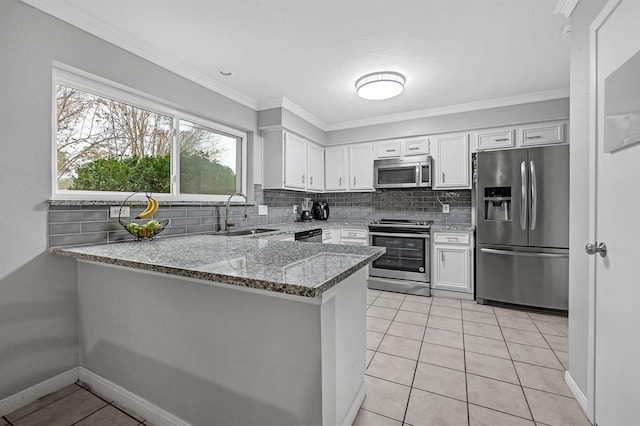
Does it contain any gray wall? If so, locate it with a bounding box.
[568,0,609,399]
[0,0,258,400]
[326,98,569,145]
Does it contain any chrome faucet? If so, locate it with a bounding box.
[224,192,248,231]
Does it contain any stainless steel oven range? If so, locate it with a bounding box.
[367,219,433,296]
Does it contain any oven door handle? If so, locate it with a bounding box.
[368,232,431,239]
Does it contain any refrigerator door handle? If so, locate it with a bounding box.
[530,160,537,231]
[480,248,568,258]
[520,161,527,230]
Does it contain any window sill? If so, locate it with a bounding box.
[49,199,255,207]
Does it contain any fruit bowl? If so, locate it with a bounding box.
[118,192,169,240]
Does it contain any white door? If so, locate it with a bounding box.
[433,133,470,189]
[284,133,306,189]
[307,143,324,191]
[325,147,347,191]
[591,1,640,424]
[348,144,373,190]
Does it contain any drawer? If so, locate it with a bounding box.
[520,122,565,146]
[340,228,367,239]
[376,141,401,158]
[433,233,470,245]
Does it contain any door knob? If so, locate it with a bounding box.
[585,242,607,257]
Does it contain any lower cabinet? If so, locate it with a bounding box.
[339,228,368,246]
[431,231,474,294]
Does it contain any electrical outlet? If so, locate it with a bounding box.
[442,204,450,213]
[293,204,298,213]
[258,205,268,215]
[110,206,130,218]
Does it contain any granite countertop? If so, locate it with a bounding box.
[50,235,384,298]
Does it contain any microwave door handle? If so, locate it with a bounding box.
[520,161,527,231]
[415,165,420,184]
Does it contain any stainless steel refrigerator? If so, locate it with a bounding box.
[475,145,569,310]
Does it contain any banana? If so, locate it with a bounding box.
[136,196,159,219]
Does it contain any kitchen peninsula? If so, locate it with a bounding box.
[50,235,384,426]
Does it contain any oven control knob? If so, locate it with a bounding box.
[419,267,425,272]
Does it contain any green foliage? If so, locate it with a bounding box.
[70,156,170,192]
[180,152,237,195]
[69,153,236,195]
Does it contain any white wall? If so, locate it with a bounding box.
[567,0,609,398]
[0,0,259,400]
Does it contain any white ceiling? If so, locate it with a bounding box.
[24,0,571,130]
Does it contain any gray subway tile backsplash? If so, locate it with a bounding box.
[48,184,472,247]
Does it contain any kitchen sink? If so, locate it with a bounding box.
[212,228,278,237]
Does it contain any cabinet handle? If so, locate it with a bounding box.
[448,237,459,242]
[339,177,342,186]
[310,176,313,185]
[354,177,357,186]
[441,252,445,263]
[442,172,445,183]
[386,149,395,152]
[302,174,305,183]
[527,135,543,140]
[494,138,508,142]
[409,147,419,150]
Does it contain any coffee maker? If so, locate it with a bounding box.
[299,198,313,221]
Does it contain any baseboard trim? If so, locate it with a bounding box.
[341,381,366,426]
[78,367,190,426]
[565,370,589,415]
[0,368,79,417]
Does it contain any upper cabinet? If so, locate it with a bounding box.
[307,143,324,191]
[325,146,348,191]
[473,120,567,152]
[348,144,374,191]
[432,133,471,190]
[374,136,430,159]
[263,129,324,192]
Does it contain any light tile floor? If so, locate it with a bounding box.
[1,290,589,426]
[355,289,591,426]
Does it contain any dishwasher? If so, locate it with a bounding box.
[294,228,323,243]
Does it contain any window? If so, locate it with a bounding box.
[54,66,246,200]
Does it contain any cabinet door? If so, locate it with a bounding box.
[376,140,401,158]
[324,146,347,191]
[474,128,515,151]
[284,133,307,189]
[348,144,374,190]
[307,143,324,191]
[433,133,470,189]
[402,137,430,156]
[433,247,471,292]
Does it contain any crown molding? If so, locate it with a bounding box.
[258,97,328,131]
[20,0,258,110]
[553,0,580,17]
[325,88,570,131]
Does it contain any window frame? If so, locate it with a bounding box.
[51,63,248,202]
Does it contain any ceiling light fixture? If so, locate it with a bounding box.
[355,71,406,100]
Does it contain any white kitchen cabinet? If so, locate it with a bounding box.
[431,231,473,294]
[474,127,515,151]
[348,144,374,191]
[402,136,430,156]
[433,133,471,189]
[322,228,339,244]
[324,146,348,191]
[375,140,401,158]
[284,132,307,189]
[340,227,368,246]
[263,129,324,192]
[307,143,324,191]
[519,121,565,147]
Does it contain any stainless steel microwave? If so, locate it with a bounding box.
[373,155,432,189]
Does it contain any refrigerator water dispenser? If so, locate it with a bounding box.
[484,187,511,221]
